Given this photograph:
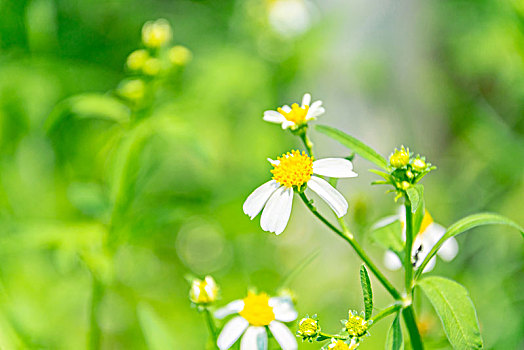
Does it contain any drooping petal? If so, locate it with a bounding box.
[215,300,245,319]
[240,326,268,350]
[438,236,459,262]
[263,110,286,124]
[307,176,348,218]
[268,321,298,350]
[217,316,249,350]
[260,186,294,235]
[269,297,298,322]
[383,250,402,271]
[243,180,280,220]
[312,158,358,178]
[301,93,311,107]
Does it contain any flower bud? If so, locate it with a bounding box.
[126,49,149,71]
[401,181,410,191]
[412,158,426,172]
[297,317,319,339]
[142,58,161,76]
[389,146,410,168]
[344,310,369,337]
[117,79,145,101]
[169,45,192,66]
[142,19,172,48]
[189,276,218,304]
[328,339,359,350]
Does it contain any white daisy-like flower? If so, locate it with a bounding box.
[263,93,325,130]
[375,207,459,273]
[327,338,359,350]
[215,292,298,350]
[243,150,357,235]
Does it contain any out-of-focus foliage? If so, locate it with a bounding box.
[0,0,521,349]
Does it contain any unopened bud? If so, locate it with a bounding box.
[126,49,149,71]
[412,158,426,172]
[297,317,319,339]
[142,19,172,48]
[169,45,192,66]
[345,310,370,337]
[390,146,410,168]
[189,276,218,304]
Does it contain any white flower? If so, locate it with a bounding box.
[215,292,298,350]
[375,207,459,273]
[263,93,324,130]
[243,150,357,235]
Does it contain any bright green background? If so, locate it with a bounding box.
[0,0,523,349]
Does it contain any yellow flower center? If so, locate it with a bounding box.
[277,103,309,125]
[271,150,314,188]
[417,211,434,237]
[345,312,368,337]
[239,292,275,327]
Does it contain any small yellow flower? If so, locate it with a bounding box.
[297,317,319,338]
[344,311,369,337]
[389,146,410,168]
[412,158,426,172]
[328,338,359,350]
[189,276,219,304]
[169,45,192,65]
[142,57,161,76]
[142,19,172,48]
[117,79,145,101]
[126,49,149,71]
[400,181,410,191]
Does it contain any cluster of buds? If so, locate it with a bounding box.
[297,315,320,341]
[189,275,219,305]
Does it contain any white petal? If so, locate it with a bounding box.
[263,110,286,124]
[267,158,280,166]
[269,297,297,322]
[301,93,311,107]
[422,256,436,273]
[240,326,268,350]
[438,236,458,262]
[268,321,298,350]
[372,215,400,230]
[215,300,245,319]
[243,180,280,220]
[281,120,295,130]
[305,101,324,120]
[307,176,348,218]
[217,316,249,350]
[384,250,402,271]
[260,186,294,235]
[281,105,291,112]
[313,158,358,178]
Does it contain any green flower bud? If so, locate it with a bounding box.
[142,19,172,48]
[412,158,426,172]
[389,146,410,168]
[126,49,149,71]
[142,57,161,76]
[344,310,369,337]
[169,45,192,66]
[117,79,145,101]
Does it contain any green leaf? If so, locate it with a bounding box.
[359,265,373,320]
[370,220,404,254]
[316,125,388,170]
[406,185,423,213]
[412,197,425,235]
[137,303,177,350]
[385,313,403,350]
[417,276,483,349]
[416,213,524,276]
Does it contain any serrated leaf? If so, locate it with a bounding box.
[417,213,524,276]
[316,125,388,170]
[359,265,373,320]
[385,313,403,350]
[417,276,483,349]
[137,303,177,350]
[406,185,423,213]
[370,220,404,254]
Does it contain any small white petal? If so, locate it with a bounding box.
[260,186,294,235]
[269,297,298,322]
[269,321,298,350]
[305,101,324,120]
[313,158,358,178]
[307,176,348,218]
[263,110,286,124]
[281,120,295,130]
[384,250,402,271]
[240,326,268,350]
[243,180,280,219]
[217,316,249,350]
[267,158,280,166]
[301,93,311,107]
[281,105,291,112]
[422,256,436,273]
[438,236,459,262]
[372,215,400,230]
[215,300,245,319]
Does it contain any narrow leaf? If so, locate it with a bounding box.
[406,185,423,213]
[316,125,388,170]
[417,276,483,349]
[385,313,403,350]
[359,265,373,320]
[137,303,177,350]
[412,197,425,235]
[417,213,524,276]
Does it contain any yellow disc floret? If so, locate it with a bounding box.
[271,150,313,188]
[239,292,275,327]
[345,311,369,337]
[277,103,309,125]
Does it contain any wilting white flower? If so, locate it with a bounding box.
[375,207,459,273]
[215,292,298,350]
[263,93,324,130]
[243,150,357,235]
[189,276,218,304]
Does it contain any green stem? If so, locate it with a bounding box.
[298,192,401,300]
[404,202,414,292]
[203,307,218,348]
[402,306,424,350]
[319,332,346,340]
[298,128,315,157]
[88,275,103,350]
[369,303,402,328]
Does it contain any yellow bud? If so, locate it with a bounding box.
[126,49,149,71]
[401,181,410,191]
[117,79,145,101]
[142,57,161,76]
[328,339,359,350]
[142,19,172,48]
[412,158,426,172]
[297,317,319,338]
[169,45,192,66]
[189,276,218,304]
[345,311,369,337]
[389,146,410,168]
[406,170,414,179]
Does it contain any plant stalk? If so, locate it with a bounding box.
[88,275,103,350]
[404,202,414,292]
[203,307,218,347]
[402,305,424,350]
[369,303,402,327]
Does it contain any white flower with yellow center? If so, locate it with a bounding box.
[243,150,357,235]
[263,93,324,130]
[375,207,459,273]
[215,292,298,350]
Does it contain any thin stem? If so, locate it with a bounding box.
[319,332,346,340]
[404,202,414,292]
[203,307,218,348]
[298,192,401,300]
[369,303,402,328]
[402,306,424,350]
[88,275,103,350]
[298,128,314,157]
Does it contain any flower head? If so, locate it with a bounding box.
[169,45,192,65]
[142,19,172,48]
[126,49,149,71]
[189,276,218,304]
[263,93,324,130]
[328,338,359,350]
[243,151,357,234]
[297,316,319,340]
[389,146,410,168]
[344,310,369,337]
[215,292,298,350]
[117,79,145,102]
[412,157,427,172]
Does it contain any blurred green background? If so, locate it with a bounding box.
[0,0,523,349]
